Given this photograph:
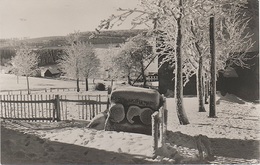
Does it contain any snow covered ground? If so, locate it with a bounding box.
[167,94,260,140]
[1,73,259,164]
[0,73,114,92]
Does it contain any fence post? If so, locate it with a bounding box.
[160,96,168,147]
[152,111,159,158]
[53,95,61,121]
[159,107,164,147]
[163,96,168,131]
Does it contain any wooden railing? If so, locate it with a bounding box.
[0,94,109,122]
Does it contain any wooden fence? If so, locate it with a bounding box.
[152,97,168,157]
[59,95,109,121]
[0,88,78,95]
[0,94,109,122]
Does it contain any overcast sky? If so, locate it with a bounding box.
[0,0,142,39]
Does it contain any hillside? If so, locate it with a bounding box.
[0,29,145,49]
[0,29,146,66]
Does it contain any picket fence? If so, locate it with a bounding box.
[0,94,109,122]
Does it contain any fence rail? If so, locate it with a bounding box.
[0,87,78,95]
[0,94,109,122]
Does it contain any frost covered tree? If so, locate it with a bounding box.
[95,0,254,124]
[59,32,82,92]
[112,45,140,85]
[180,0,254,116]
[99,46,121,82]
[59,31,100,92]
[96,0,192,124]
[206,0,254,117]
[11,44,38,94]
[80,46,100,91]
[188,18,210,113]
[112,34,153,86]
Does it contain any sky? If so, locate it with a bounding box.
[0,0,142,39]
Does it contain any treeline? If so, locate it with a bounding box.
[0,48,64,66]
[0,49,16,66]
[36,48,64,66]
[0,29,145,66]
[1,29,145,49]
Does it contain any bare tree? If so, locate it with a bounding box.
[11,44,38,94]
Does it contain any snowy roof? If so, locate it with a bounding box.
[46,68,60,74]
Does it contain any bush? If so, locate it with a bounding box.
[95,83,106,91]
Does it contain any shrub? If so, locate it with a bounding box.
[95,83,106,91]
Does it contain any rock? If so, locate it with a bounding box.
[95,83,106,91]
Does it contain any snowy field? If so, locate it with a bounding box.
[0,73,113,93]
[1,73,260,164]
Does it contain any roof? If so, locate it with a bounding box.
[46,68,60,74]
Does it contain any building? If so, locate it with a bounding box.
[43,68,61,78]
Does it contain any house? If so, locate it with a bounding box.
[147,72,158,82]
[43,68,61,78]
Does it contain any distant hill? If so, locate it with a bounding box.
[0,29,146,66]
[0,29,146,49]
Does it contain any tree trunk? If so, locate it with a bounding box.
[197,56,206,112]
[141,61,147,87]
[111,79,114,88]
[205,79,209,104]
[77,78,80,92]
[85,78,88,91]
[175,0,189,125]
[209,15,217,118]
[17,75,19,84]
[26,76,30,95]
[127,74,132,85]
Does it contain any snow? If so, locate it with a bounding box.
[1,73,260,164]
[166,93,260,140]
[0,73,113,92]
